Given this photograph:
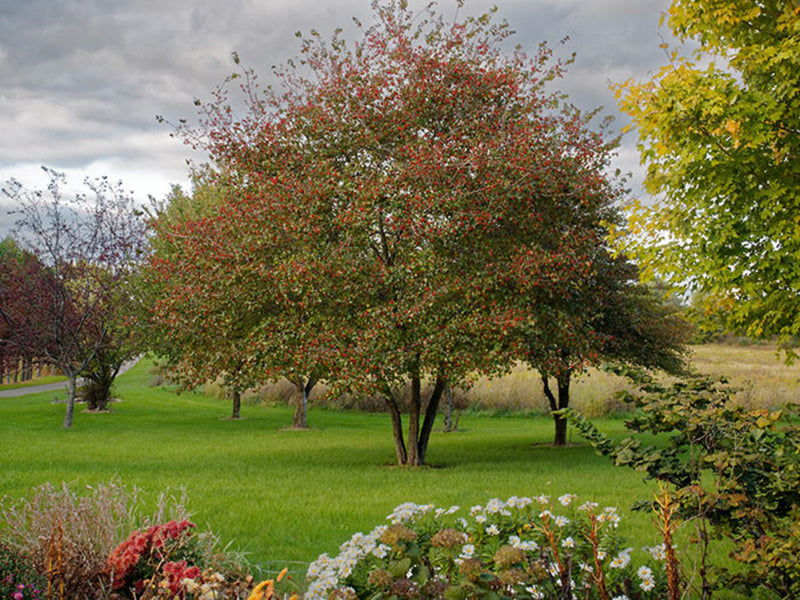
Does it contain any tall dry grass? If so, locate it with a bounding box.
[199,343,800,418]
[689,343,800,409]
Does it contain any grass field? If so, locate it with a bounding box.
[0,360,665,575]
[1,344,796,588]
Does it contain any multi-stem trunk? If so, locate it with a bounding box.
[541,370,572,446]
[292,375,317,429]
[384,375,446,466]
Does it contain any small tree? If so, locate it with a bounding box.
[168,1,626,465]
[1,168,147,427]
[523,252,689,445]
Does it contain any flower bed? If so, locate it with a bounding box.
[306,495,667,600]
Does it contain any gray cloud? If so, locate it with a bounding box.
[0,0,673,239]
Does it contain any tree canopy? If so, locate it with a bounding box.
[1,168,148,427]
[616,0,800,346]
[145,1,692,462]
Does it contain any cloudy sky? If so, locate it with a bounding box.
[0,0,676,238]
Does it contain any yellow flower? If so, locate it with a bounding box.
[247,568,288,600]
[247,579,274,600]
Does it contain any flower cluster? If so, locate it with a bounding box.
[10,582,42,600]
[305,495,667,599]
[107,519,202,597]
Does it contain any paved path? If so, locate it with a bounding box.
[0,358,141,398]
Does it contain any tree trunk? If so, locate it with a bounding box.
[542,371,572,446]
[553,372,571,446]
[291,375,317,429]
[443,383,454,432]
[231,389,241,419]
[417,376,446,465]
[406,375,422,466]
[384,392,407,465]
[63,372,78,429]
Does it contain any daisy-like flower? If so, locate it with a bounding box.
[486,498,506,513]
[475,514,487,524]
[457,517,469,529]
[644,544,667,561]
[558,494,577,506]
[486,524,500,536]
[460,544,475,559]
[561,536,576,549]
[554,515,570,527]
[525,585,545,599]
[539,509,554,520]
[637,566,653,579]
[610,555,629,569]
[535,495,550,505]
[640,576,656,592]
[372,544,390,558]
[578,501,599,512]
[507,496,533,509]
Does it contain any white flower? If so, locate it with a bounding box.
[610,555,629,569]
[470,505,483,515]
[558,494,577,506]
[539,509,553,520]
[645,544,667,561]
[486,524,500,536]
[373,544,390,558]
[561,536,575,549]
[475,514,487,524]
[446,505,460,515]
[548,562,560,578]
[486,498,506,513]
[535,495,550,505]
[554,515,570,527]
[457,517,469,528]
[507,496,533,509]
[525,585,544,599]
[578,501,599,512]
[460,544,475,559]
[637,566,653,579]
[640,576,656,592]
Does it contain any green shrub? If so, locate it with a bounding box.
[566,369,800,598]
[0,542,46,599]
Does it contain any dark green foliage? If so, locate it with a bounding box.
[0,542,45,599]
[564,368,800,597]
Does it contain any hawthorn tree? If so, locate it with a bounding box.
[143,183,328,425]
[164,1,626,465]
[616,0,800,346]
[523,251,689,445]
[1,168,148,427]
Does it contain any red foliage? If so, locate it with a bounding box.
[147,1,628,463]
[107,520,196,594]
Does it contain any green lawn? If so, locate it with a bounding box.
[0,360,661,574]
